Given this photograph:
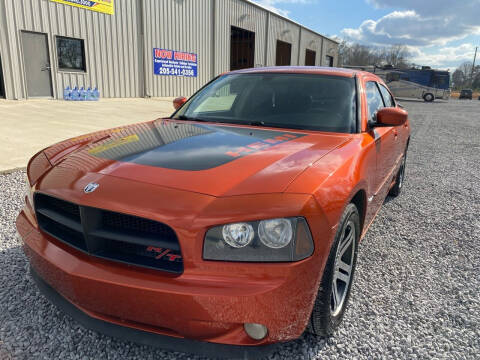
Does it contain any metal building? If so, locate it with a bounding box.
[0,0,339,100]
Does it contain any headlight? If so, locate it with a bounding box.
[203,217,314,262]
[222,223,255,248]
[258,218,293,249]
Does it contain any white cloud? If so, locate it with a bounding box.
[342,0,480,68]
[407,44,477,69]
[343,6,480,47]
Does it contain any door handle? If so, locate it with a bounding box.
[41,65,51,71]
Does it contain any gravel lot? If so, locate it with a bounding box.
[1,99,479,359]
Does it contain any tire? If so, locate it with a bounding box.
[423,93,434,102]
[389,151,407,197]
[307,203,360,336]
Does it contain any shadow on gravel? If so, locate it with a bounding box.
[383,195,396,204]
[0,244,327,360]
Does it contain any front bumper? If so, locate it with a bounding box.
[17,206,331,355]
[29,267,278,359]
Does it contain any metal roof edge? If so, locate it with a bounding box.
[241,0,340,44]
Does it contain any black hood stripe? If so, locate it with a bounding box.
[88,122,305,171]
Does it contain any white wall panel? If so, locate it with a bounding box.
[322,38,339,67]
[267,14,301,66]
[142,0,214,98]
[299,28,323,66]
[215,0,267,72]
[0,0,142,99]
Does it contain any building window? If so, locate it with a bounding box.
[230,26,255,71]
[325,55,334,67]
[56,36,86,72]
[305,49,316,66]
[276,40,292,66]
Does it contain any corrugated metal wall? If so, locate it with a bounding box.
[0,0,338,100]
[215,0,268,71]
[299,28,324,66]
[321,38,339,67]
[142,0,214,98]
[267,14,300,66]
[0,0,142,100]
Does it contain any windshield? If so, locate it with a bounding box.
[173,73,357,133]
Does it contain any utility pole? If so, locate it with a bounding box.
[471,46,478,87]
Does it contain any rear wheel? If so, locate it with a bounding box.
[423,93,434,102]
[307,203,359,336]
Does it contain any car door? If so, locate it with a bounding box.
[378,83,406,161]
[365,81,397,199]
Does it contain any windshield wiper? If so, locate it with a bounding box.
[248,121,305,130]
[248,121,265,126]
[176,115,210,122]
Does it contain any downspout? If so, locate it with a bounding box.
[264,11,270,66]
[320,37,324,66]
[211,0,216,77]
[297,28,302,65]
[140,0,149,98]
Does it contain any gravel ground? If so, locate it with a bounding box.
[1,99,479,359]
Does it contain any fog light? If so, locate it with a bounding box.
[244,323,268,340]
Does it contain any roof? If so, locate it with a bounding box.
[242,0,339,44]
[228,66,360,78]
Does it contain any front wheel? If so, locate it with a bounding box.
[307,203,360,336]
[423,93,434,102]
[389,152,407,197]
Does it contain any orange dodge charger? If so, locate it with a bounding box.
[16,67,410,359]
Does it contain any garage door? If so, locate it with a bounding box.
[230,26,255,71]
[276,40,291,66]
[305,49,316,66]
[325,55,334,67]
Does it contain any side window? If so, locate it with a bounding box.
[379,84,395,107]
[366,82,385,121]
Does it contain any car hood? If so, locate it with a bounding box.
[48,119,351,197]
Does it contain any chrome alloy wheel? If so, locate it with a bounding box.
[331,220,356,316]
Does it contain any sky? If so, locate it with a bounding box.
[251,0,480,70]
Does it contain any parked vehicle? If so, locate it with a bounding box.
[17,67,410,359]
[344,65,451,102]
[459,89,473,99]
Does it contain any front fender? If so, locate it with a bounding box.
[286,135,374,230]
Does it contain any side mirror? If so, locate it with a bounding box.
[375,107,408,126]
[173,96,187,110]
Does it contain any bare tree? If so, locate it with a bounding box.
[337,40,349,67]
[473,65,480,90]
[458,62,473,80]
[337,40,411,68]
[452,69,466,90]
[383,45,410,68]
